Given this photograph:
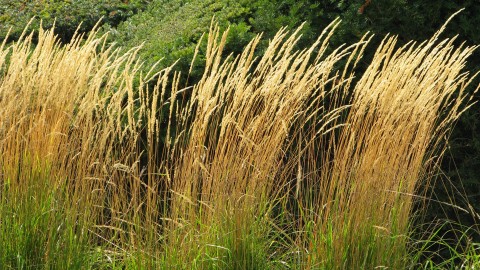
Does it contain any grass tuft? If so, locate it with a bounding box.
[0,15,478,269]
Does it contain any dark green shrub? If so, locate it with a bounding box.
[105,0,255,84]
[0,0,150,43]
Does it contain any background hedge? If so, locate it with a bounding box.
[0,0,150,43]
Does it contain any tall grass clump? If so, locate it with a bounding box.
[162,15,478,268]
[0,14,478,269]
[160,20,371,269]
[292,14,479,268]
[0,22,172,268]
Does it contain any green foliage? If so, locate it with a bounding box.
[0,0,150,43]
[106,0,351,85]
[105,0,254,83]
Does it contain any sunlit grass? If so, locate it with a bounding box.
[0,14,478,269]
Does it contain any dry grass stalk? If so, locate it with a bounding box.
[164,20,371,262]
[0,14,477,268]
[0,23,171,253]
[299,15,479,267]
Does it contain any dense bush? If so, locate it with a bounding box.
[0,0,150,43]
[107,0,345,78]
[103,0,256,83]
